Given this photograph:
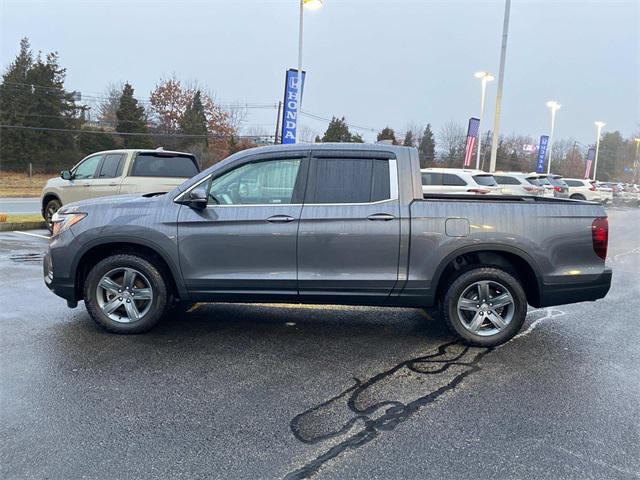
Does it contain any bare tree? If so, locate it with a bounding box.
[97,82,123,126]
[438,121,466,166]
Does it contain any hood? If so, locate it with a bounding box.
[59,193,165,213]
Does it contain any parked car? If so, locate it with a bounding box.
[421,168,501,195]
[44,144,611,347]
[41,148,200,227]
[492,172,546,196]
[529,173,570,198]
[594,182,614,204]
[563,178,610,203]
[622,183,640,206]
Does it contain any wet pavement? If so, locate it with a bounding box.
[1,209,639,480]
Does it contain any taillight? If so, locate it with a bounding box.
[467,188,490,194]
[553,186,561,192]
[523,186,538,193]
[589,184,597,191]
[592,217,608,260]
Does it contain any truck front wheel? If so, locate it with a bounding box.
[84,254,169,333]
[441,267,527,347]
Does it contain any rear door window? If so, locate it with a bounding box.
[307,158,391,204]
[130,153,199,178]
[98,153,125,178]
[442,173,467,186]
[564,180,583,187]
[421,172,442,185]
[473,174,498,186]
[495,175,520,185]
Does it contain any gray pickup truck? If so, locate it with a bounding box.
[44,144,612,346]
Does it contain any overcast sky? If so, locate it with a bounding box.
[1,0,638,145]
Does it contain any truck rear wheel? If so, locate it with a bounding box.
[441,267,527,347]
[84,254,169,333]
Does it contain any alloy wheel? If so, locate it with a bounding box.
[456,280,515,336]
[96,267,153,323]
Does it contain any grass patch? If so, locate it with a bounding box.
[0,172,53,197]
[0,213,43,223]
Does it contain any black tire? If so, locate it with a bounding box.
[440,267,527,347]
[44,198,61,231]
[84,254,169,333]
[570,194,586,201]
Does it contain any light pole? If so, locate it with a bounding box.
[545,100,561,174]
[634,138,640,184]
[474,71,494,170]
[489,0,511,173]
[295,0,322,143]
[592,121,606,181]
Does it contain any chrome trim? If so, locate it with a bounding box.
[174,158,399,207]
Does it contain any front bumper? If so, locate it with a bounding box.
[43,251,76,303]
[538,268,612,307]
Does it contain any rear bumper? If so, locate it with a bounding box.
[538,268,612,307]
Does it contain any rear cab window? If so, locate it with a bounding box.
[130,153,199,178]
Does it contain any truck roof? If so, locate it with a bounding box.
[234,143,413,156]
[89,148,195,156]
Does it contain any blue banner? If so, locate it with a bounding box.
[535,135,549,173]
[281,69,306,144]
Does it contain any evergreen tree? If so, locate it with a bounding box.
[314,135,322,143]
[418,124,436,167]
[351,132,364,143]
[322,116,352,142]
[0,38,82,171]
[116,83,152,148]
[403,130,415,147]
[377,126,397,144]
[179,90,208,151]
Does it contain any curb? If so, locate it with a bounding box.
[0,221,47,232]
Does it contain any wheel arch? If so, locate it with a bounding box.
[72,238,187,302]
[41,193,61,215]
[432,245,543,308]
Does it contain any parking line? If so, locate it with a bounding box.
[13,231,50,240]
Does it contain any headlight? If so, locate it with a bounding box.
[51,211,87,237]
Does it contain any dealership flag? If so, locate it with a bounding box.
[584,147,596,179]
[463,117,480,167]
[535,135,550,173]
[281,69,306,144]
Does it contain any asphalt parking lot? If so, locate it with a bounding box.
[1,208,639,480]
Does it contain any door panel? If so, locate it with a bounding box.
[61,154,103,203]
[178,204,302,300]
[91,153,125,198]
[297,156,401,302]
[177,154,308,301]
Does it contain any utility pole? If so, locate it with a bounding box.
[274,101,283,144]
[489,0,511,173]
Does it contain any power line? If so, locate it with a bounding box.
[0,124,274,139]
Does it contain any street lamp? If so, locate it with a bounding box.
[592,121,606,181]
[545,100,561,174]
[474,71,494,170]
[295,0,323,143]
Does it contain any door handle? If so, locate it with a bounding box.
[266,215,296,223]
[367,213,396,221]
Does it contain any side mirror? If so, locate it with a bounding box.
[61,170,73,180]
[183,188,208,210]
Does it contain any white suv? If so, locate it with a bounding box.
[564,178,610,203]
[421,168,501,195]
[492,172,546,196]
